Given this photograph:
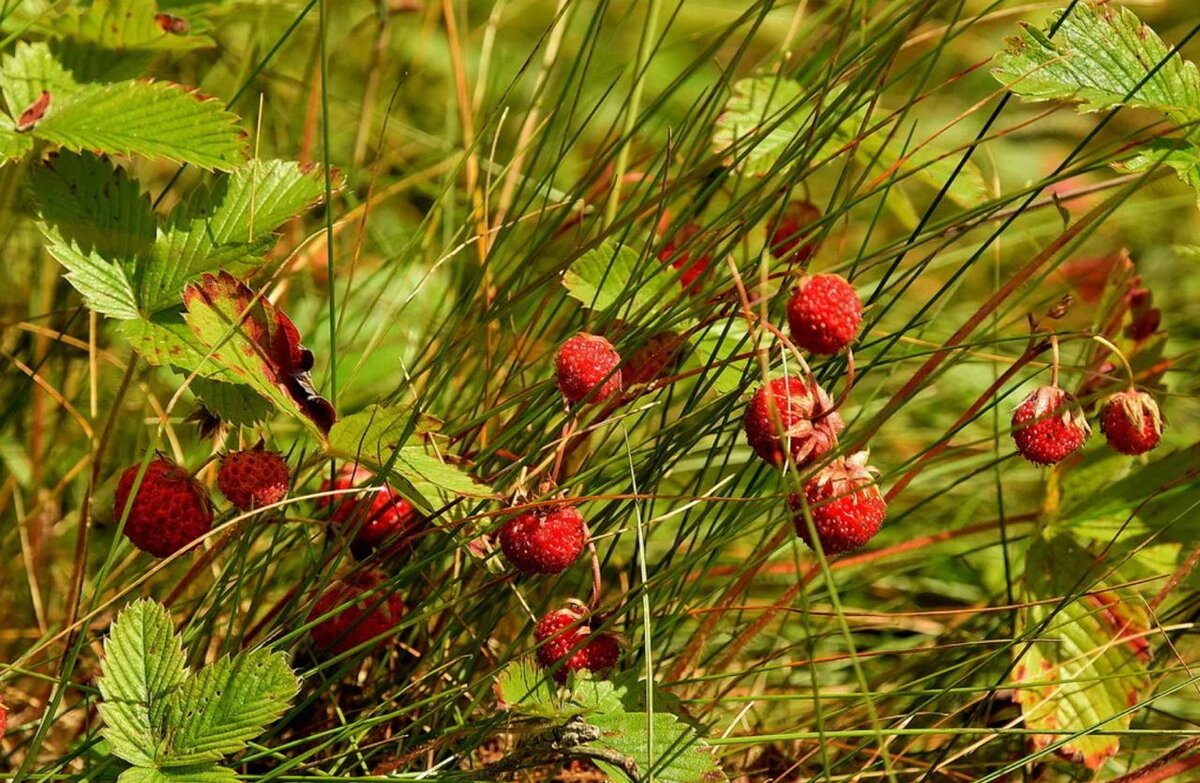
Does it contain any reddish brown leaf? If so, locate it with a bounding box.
[183,272,335,434]
[16,91,51,132]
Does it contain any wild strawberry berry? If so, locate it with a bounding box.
[534,607,620,682]
[499,505,586,574]
[791,451,885,555]
[767,201,822,265]
[309,570,405,655]
[1011,385,1091,465]
[556,333,622,405]
[217,448,290,511]
[1099,390,1163,456]
[319,464,421,549]
[0,699,7,739]
[657,222,710,294]
[623,331,685,387]
[786,273,863,355]
[114,458,214,558]
[743,376,843,467]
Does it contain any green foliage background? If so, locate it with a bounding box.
[0,0,1198,781]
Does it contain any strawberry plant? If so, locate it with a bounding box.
[1,0,1199,781]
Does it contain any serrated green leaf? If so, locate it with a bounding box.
[162,647,298,765]
[118,765,237,783]
[992,2,1200,122]
[41,228,141,319]
[1014,535,1150,770]
[563,240,676,315]
[142,160,335,312]
[33,80,244,170]
[495,660,559,718]
[190,377,273,427]
[31,152,156,260]
[570,675,727,783]
[0,41,82,115]
[120,312,242,383]
[712,78,816,177]
[0,121,33,160]
[181,271,334,435]
[96,600,187,767]
[326,404,489,508]
[1114,139,1200,206]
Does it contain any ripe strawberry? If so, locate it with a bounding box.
[114,458,213,557]
[1099,389,1163,456]
[767,201,822,265]
[657,222,711,294]
[217,448,290,511]
[786,273,863,355]
[556,333,622,404]
[0,699,6,739]
[534,607,620,682]
[791,451,885,555]
[623,331,685,387]
[319,464,421,549]
[309,571,405,655]
[1011,385,1091,465]
[743,376,843,467]
[499,505,586,574]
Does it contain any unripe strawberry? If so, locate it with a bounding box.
[743,376,843,467]
[309,570,405,655]
[1011,385,1091,465]
[114,458,214,557]
[499,505,586,574]
[767,201,822,265]
[534,607,620,682]
[657,222,710,294]
[556,333,622,404]
[1099,390,1163,456]
[791,451,885,555]
[786,273,863,355]
[319,464,421,549]
[217,448,290,511]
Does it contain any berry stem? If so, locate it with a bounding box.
[1049,333,1060,387]
[584,523,603,610]
[1089,333,1137,390]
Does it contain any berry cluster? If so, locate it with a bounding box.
[113,447,290,558]
[1010,384,1163,465]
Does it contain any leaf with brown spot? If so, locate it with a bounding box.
[1014,534,1150,769]
[16,90,50,131]
[182,272,335,436]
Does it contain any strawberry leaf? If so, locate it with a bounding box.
[1014,534,1151,769]
[181,272,335,436]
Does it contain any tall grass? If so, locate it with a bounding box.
[1,1,1198,781]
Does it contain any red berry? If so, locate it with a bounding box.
[534,607,620,682]
[657,222,711,294]
[623,331,685,387]
[319,464,421,549]
[1011,385,1091,465]
[1099,390,1163,456]
[767,201,822,265]
[791,451,885,555]
[217,448,290,511]
[114,459,213,558]
[556,333,622,404]
[786,273,863,355]
[0,700,7,739]
[499,505,586,574]
[309,570,405,655]
[743,376,843,467]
